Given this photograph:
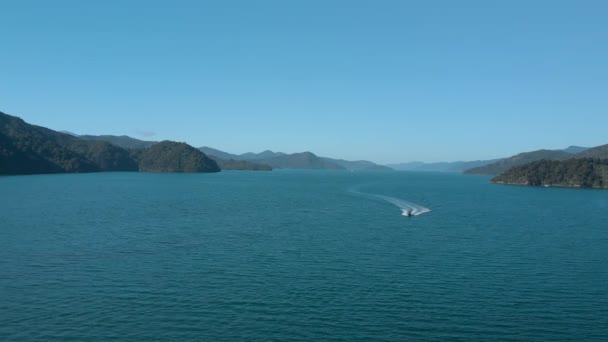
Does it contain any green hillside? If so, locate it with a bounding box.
[0,111,220,175]
[492,158,608,188]
[1,111,137,174]
[138,141,220,173]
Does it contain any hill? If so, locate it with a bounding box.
[201,146,388,170]
[197,148,272,171]
[492,158,608,188]
[80,135,157,149]
[256,152,345,169]
[0,111,220,175]
[576,144,608,159]
[240,150,286,160]
[464,149,573,175]
[1,111,138,174]
[138,141,220,173]
[199,146,240,160]
[199,147,286,161]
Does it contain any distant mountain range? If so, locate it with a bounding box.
[71,138,391,171]
[0,111,219,174]
[31,129,390,172]
[252,152,345,170]
[72,136,270,171]
[199,147,287,161]
[199,147,391,171]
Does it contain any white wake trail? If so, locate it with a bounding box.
[350,188,431,217]
[373,195,431,216]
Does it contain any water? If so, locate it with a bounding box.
[1,171,607,341]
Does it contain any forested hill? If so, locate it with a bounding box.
[0,111,138,174]
[492,158,608,188]
[136,141,220,173]
[0,111,219,175]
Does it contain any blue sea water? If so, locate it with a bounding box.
[1,170,607,341]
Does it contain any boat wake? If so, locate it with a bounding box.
[350,188,431,217]
[373,194,431,216]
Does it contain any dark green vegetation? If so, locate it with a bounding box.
[492,158,608,188]
[1,112,137,174]
[137,141,219,173]
[0,111,218,175]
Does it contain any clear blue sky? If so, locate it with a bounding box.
[1,1,607,163]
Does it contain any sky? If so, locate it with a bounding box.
[1,0,607,163]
